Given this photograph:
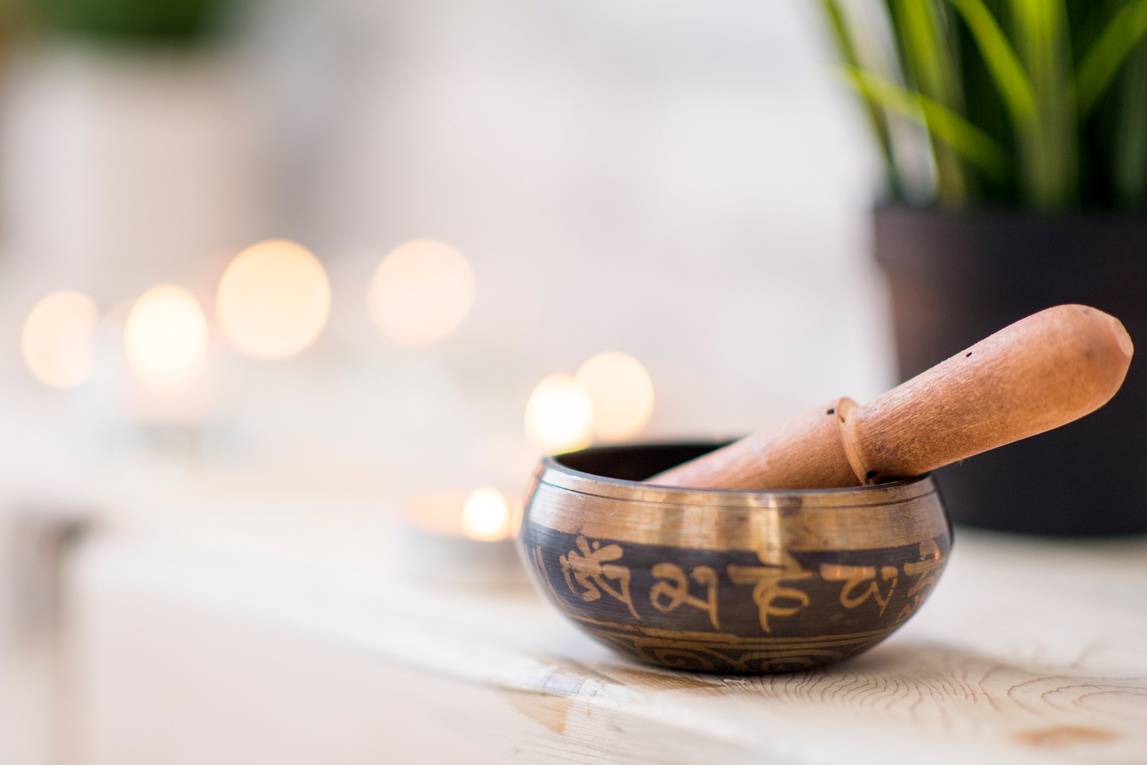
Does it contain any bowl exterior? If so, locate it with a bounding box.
[519,451,951,674]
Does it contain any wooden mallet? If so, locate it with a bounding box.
[649,304,1133,490]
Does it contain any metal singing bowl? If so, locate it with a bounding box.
[518,442,952,674]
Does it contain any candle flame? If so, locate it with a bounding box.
[217,240,331,360]
[576,351,655,441]
[21,290,99,389]
[524,374,595,453]
[462,487,511,541]
[368,239,475,346]
[124,285,208,385]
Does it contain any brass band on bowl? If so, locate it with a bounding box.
[535,458,937,507]
[528,460,945,553]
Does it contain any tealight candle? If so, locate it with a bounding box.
[401,487,525,586]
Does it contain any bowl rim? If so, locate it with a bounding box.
[536,440,936,510]
[524,442,947,553]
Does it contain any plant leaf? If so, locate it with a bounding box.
[889,0,966,205]
[945,0,1037,122]
[819,0,898,179]
[1114,39,1147,206]
[892,0,961,105]
[1076,0,1147,117]
[1010,0,1076,209]
[839,67,1010,181]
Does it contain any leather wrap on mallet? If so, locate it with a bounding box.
[649,305,1134,490]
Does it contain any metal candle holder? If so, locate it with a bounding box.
[401,492,524,587]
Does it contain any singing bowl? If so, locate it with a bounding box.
[517,442,952,674]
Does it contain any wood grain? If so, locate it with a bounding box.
[651,305,1134,490]
[641,398,860,490]
[61,523,1147,765]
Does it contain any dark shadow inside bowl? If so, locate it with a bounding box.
[554,441,732,482]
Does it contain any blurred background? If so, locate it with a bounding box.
[0,0,892,761]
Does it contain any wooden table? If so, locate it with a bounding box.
[51,497,1147,765]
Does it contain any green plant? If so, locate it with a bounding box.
[19,0,234,43]
[821,0,1147,210]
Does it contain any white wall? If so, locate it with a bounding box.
[243,0,894,452]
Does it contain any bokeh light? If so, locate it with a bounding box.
[576,351,655,441]
[216,239,331,359]
[124,285,208,385]
[21,290,100,389]
[461,487,511,541]
[524,374,595,453]
[368,239,475,346]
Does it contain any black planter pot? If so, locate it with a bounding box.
[874,205,1147,536]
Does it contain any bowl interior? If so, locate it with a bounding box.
[554,441,730,482]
